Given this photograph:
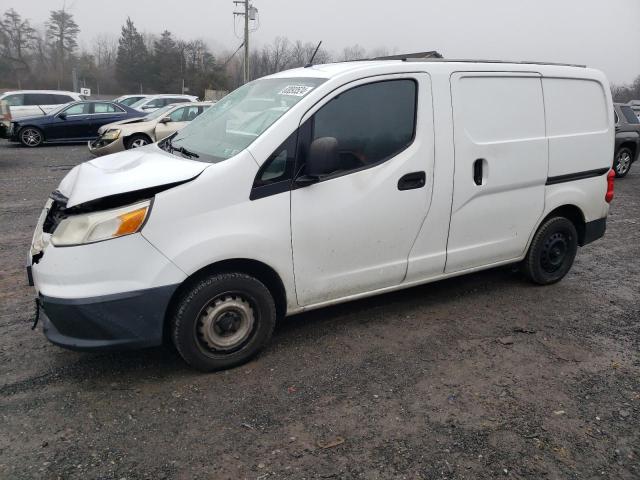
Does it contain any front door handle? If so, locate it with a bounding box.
[398,171,426,191]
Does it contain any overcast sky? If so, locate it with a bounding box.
[3,0,639,85]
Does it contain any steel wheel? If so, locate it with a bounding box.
[171,272,277,371]
[540,232,570,273]
[20,127,43,147]
[522,216,578,285]
[614,149,632,177]
[196,294,255,353]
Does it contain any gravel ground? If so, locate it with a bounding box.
[0,141,638,480]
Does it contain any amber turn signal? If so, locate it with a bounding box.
[116,207,148,236]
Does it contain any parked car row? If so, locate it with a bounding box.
[0,89,207,151]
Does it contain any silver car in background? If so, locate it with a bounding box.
[88,101,212,156]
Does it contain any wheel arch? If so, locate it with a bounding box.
[163,258,287,343]
[539,204,587,246]
[123,132,153,148]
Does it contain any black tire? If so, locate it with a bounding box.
[124,134,151,149]
[19,126,44,147]
[613,147,633,178]
[522,217,578,285]
[171,273,276,372]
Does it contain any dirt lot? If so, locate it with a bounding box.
[0,141,638,480]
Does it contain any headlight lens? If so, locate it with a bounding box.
[51,200,150,246]
[101,129,121,141]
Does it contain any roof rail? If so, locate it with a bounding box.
[404,58,587,68]
[372,51,443,61]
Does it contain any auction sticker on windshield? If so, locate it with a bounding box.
[278,85,314,97]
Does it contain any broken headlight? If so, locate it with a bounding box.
[101,129,121,141]
[50,200,150,246]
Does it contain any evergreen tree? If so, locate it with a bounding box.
[115,18,148,92]
[151,30,181,92]
[46,8,79,88]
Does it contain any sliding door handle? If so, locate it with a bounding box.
[473,159,484,186]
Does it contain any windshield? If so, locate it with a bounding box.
[130,97,153,109]
[143,104,175,121]
[119,96,144,106]
[621,105,640,124]
[166,77,326,162]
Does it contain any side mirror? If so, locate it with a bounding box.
[305,137,340,177]
[159,116,171,124]
[58,112,67,120]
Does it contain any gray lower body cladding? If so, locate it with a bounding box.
[39,285,178,351]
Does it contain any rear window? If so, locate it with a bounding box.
[93,103,123,113]
[24,93,55,105]
[621,105,640,124]
[53,94,74,104]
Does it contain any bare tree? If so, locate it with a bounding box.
[341,44,366,61]
[92,33,117,69]
[0,8,36,85]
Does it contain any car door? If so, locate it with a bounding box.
[88,102,128,138]
[47,102,92,140]
[154,105,202,141]
[445,72,548,273]
[291,74,435,306]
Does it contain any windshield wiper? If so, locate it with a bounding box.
[161,136,200,159]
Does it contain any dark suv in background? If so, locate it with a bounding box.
[614,103,640,177]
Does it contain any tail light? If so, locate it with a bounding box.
[605,169,615,203]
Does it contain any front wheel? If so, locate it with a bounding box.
[19,127,44,147]
[613,147,633,178]
[171,273,277,371]
[522,217,578,285]
[125,134,151,149]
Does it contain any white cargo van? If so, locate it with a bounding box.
[28,59,615,371]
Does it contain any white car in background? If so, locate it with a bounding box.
[113,94,150,107]
[130,94,198,113]
[0,90,82,120]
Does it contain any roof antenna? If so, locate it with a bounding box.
[305,41,322,68]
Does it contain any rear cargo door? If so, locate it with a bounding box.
[446,72,548,272]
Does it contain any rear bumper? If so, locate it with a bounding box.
[40,285,178,351]
[581,217,606,246]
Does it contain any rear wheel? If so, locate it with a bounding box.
[522,217,578,285]
[613,147,633,178]
[19,127,44,147]
[125,134,151,149]
[171,273,276,371]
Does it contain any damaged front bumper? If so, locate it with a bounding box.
[39,285,178,351]
[28,197,186,351]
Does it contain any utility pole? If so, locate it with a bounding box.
[234,0,257,84]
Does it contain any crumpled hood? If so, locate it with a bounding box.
[57,146,209,208]
[98,117,153,134]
